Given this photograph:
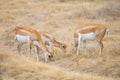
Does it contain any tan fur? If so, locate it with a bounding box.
[39,30,67,54]
[74,22,107,55]
[11,26,53,60]
[12,26,45,49]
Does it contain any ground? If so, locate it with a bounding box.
[0,0,120,80]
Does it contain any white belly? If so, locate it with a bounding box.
[78,32,96,41]
[15,34,30,43]
[19,37,29,42]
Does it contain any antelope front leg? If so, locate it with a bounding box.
[98,41,103,56]
[50,42,54,55]
[42,51,50,62]
[34,46,40,61]
[42,52,47,62]
[76,38,80,55]
[29,40,33,55]
[96,40,103,56]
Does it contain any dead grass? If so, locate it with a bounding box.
[0,53,115,80]
[95,1,120,18]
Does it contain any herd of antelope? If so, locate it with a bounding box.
[10,22,108,62]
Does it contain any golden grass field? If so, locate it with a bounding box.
[0,0,120,80]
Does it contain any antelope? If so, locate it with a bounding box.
[14,34,50,62]
[74,22,108,56]
[39,30,67,54]
[11,26,53,62]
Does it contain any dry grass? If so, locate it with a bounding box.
[0,52,115,80]
[0,0,120,80]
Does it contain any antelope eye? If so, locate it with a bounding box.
[62,45,65,48]
[48,55,51,58]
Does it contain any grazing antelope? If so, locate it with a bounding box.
[14,34,50,62]
[11,26,53,62]
[74,22,108,55]
[39,30,67,54]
